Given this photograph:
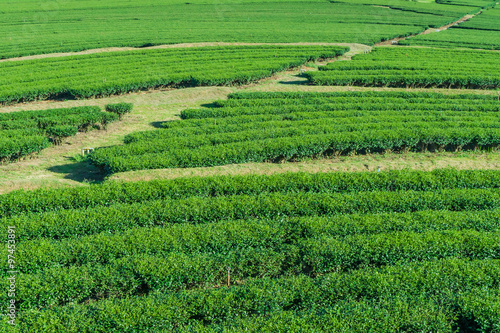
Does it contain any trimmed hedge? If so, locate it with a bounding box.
[307,47,500,89]
[0,105,121,162]
[105,103,133,120]
[1,169,499,218]
[89,91,500,172]
[5,258,500,331]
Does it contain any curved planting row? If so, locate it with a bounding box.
[0,168,498,217]
[88,91,500,173]
[0,104,128,163]
[306,47,500,89]
[0,46,348,104]
[400,4,500,49]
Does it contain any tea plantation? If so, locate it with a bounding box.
[0,105,129,163]
[306,47,500,88]
[400,4,500,49]
[89,91,500,173]
[1,169,500,331]
[0,45,348,104]
[1,0,500,331]
[0,0,486,58]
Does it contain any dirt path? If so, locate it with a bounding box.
[375,12,479,46]
[0,69,497,194]
[0,42,369,63]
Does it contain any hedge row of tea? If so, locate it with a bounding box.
[0,0,480,59]
[0,46,348,104]
[0,104,130,162]
[0,168,496,217]
[400,4,500,49]
[1,169,500,331]
[333,0,493,12]
[306,47,500,89]
[89,91,500,173]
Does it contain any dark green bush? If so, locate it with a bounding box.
[105,103,133,119]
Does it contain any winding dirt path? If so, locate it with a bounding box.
[375,12,480,46]
[0,9,482,63]
[0,42,369,63]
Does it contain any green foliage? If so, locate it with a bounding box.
[0,46,348,104]
[105,103,133,120]
[6,258,500,332]
[3,188,500,276]
[0,135,50,162]
[2,168,500,330]
[45,126,78,145]
[89,91,500,172]
[1,168,499,217]
[0,0,479,59]
[0,106,120,162]
[2,208,500,311]
[435,0,496,7]
[307,47,500,89]
[458,289,500,332]
[400,5,500,49]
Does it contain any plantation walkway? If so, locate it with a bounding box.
[375,11,480,46]
[0,42,370,63]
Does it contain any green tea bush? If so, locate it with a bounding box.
[105,103,133,120]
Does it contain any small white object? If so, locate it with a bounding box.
[81,147,94,156]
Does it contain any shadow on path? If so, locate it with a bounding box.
[278,73,309,85]
[279,80,309,85]
[200,102,219,108]
[48,157,106,184]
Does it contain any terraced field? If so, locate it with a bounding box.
[2,0,500,331]
[0,0,484,58]
[0,105,128,163]
[1,169,500,331]
[306,47,500,88]
[400,4,500,49]
[0,45,348,104]
[88,91,500,173]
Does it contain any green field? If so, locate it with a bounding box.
[0,105,127,163]
[0,45,348,104]
[2,169,500,331]
[2,0,500,331]
[306,47,500,88]
[0,0,484,59]
[400,4,500,49]
[87,91,500,173]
